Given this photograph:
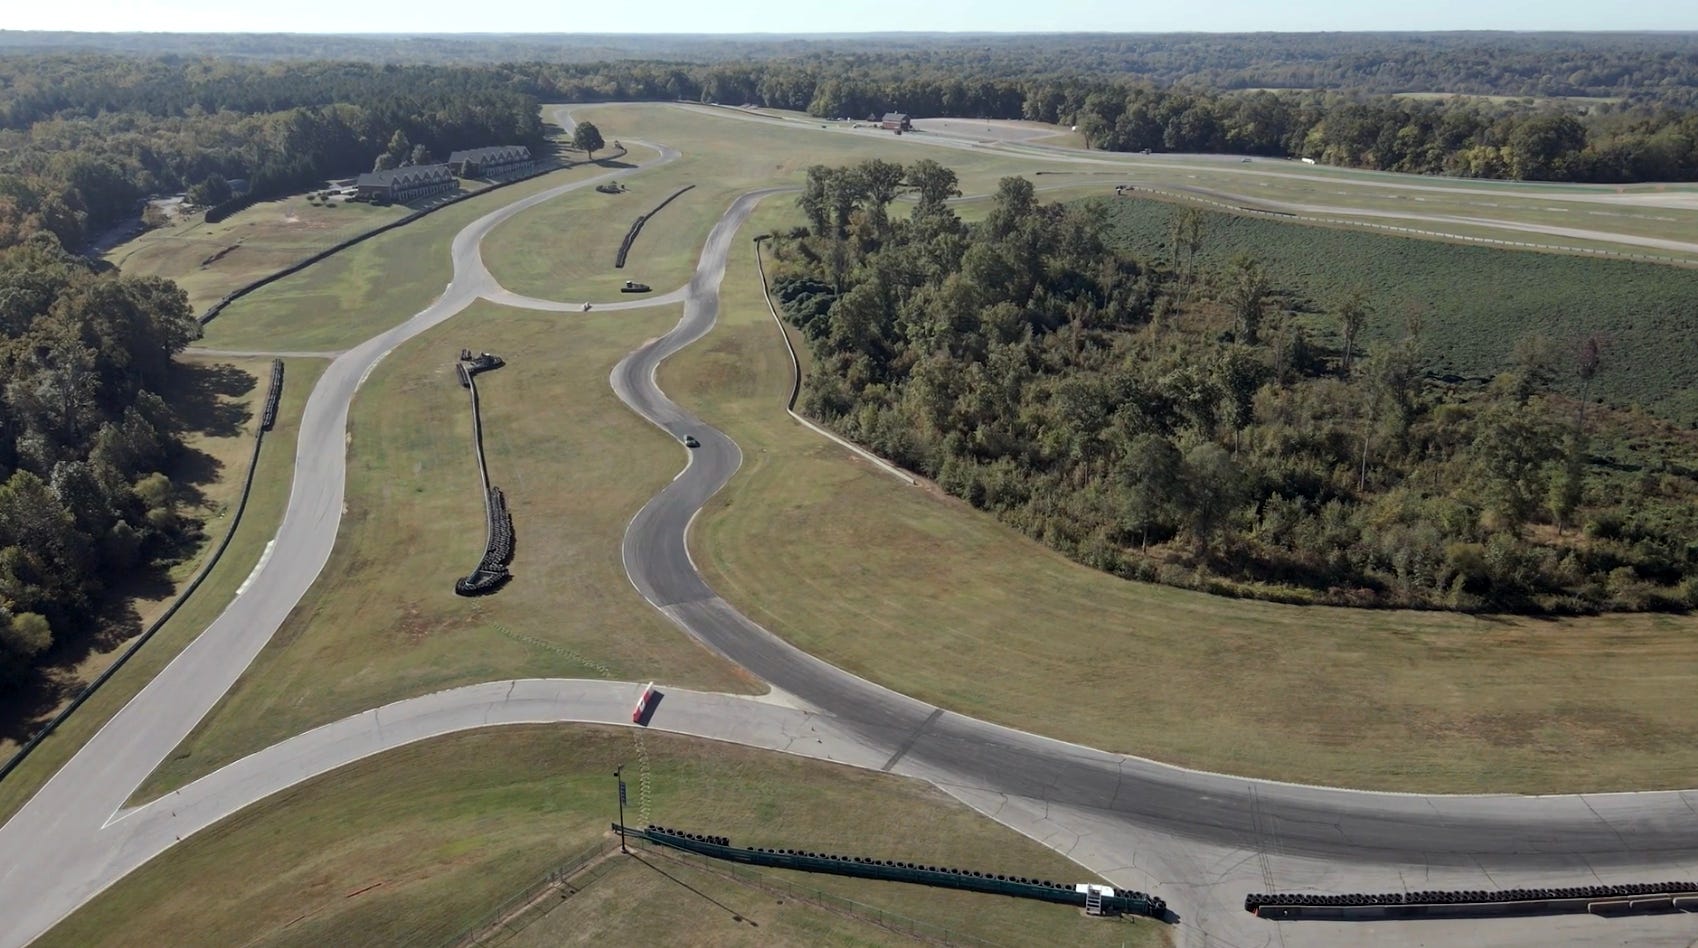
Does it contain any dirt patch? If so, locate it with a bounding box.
[389,601,465,646]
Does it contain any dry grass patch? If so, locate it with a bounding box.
[51,727,1164,948]
[138,300,755,799]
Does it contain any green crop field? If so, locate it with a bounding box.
[50,727,1163,948]
[1092,195,1698,425]
[137,301,756,799]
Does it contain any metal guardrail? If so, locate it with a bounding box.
[622,824,1168,919]
[615,184,695,268]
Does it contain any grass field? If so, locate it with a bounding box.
[107,198,411,313]
[49,727,1164,948]
[137,300,756,799]
[1092,194,1698,425]
[658,199,1698,795]
[0,356,326,826]
[195,157,644,353]
[482,104,1111,303]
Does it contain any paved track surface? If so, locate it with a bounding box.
[5,104,1698,948]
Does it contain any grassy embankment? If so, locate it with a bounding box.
[662,198,1698,795]
[0,356,326,825]
[138,301,755,798]
[50,728,1163,948]
[195,150,656,353]
[106,198,411,313]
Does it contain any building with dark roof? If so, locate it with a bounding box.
[447,145,534,178]
[354,164,457,204]
[880,112,912,131]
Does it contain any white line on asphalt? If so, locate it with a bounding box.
[235,541,276,597]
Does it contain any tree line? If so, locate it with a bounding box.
[764,159,1698,614]
[4,32,1696,104]
[0,56,547,253]
[4,44,1698,259]
[0,235,203,686]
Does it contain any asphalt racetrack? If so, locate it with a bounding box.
[3,105,1698,948]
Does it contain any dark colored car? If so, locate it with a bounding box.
[684,435,700,448]
[621,280,651,293]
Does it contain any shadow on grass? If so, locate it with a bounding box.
[0,358,260,748]
[595,158,637,170]
[628,853,761,927]
[167,359,256,439]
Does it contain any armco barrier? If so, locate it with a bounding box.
[752,238,916,486]
[1245,881,1698,921]
[198,145,628,326]
[622,824,1168,919]
[453,350,513,596]
[614,184,695,268]
[0,359,286,787]
[260,359,284,430]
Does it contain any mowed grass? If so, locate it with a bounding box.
[137,300,756,799]
[48,727,1162,948]
[107,198,409,313]
[196,159,636,353]
[663,200,1698,794]
[481,103,1111,304]
[0,356,326,825]
[499,841,1158,948]
[1092,195,1698,424]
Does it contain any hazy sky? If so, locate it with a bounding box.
[7,0,1694,34]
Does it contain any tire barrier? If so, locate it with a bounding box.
[260,359,284,431]
[614,184,695,269]
[196,147,628,326]
[623,824,1168,920]
[0,358,285,787]
[1245,881,1698,921]
[452,349,514,597]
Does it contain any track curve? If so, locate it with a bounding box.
[4,104,1698,948]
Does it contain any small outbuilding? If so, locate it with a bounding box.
[880,112,912,132]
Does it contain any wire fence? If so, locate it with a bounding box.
[436,838,616,947]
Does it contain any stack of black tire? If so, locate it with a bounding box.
[260,359,284,430]
[453,349,515,597]
[1246,880,1698,916]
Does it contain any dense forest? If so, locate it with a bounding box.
[0,58,546,253]
[0,235,202,686]
[766,160,1698,613]
[5,32,1698,254]
[3,31,1696,102]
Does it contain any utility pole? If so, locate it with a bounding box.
[613,765,628,853]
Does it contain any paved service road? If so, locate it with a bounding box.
[4,104,1698,948]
